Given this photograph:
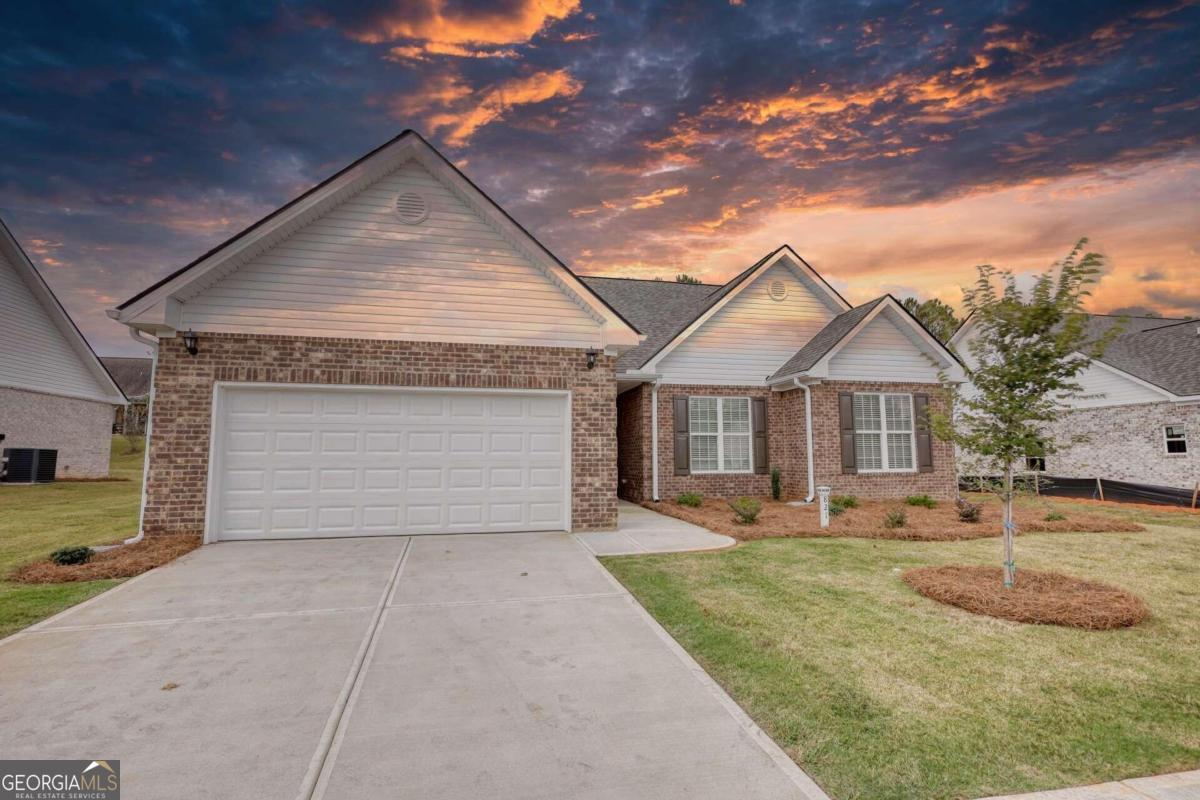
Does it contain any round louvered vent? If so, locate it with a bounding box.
[394,191,429,224]
[767,279,788,301]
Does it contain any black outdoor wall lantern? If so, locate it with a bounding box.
[182,329,199,356]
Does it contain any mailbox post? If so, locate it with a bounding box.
[817,486,831,528]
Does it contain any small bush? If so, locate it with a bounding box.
[770,467,782,501]
[1044,511,1067,522]
[905,494,937,509]
[728,497,763,524]
[50,546,93,566]
[677,492,703,508]
[956,499,983,523]
[883,509,907,529]
[828,503,846,517]
[831,494,859,509]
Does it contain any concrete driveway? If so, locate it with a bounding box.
[0,518,826,799]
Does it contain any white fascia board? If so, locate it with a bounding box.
[642,246,851,371]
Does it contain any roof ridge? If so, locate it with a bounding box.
[578,275,721,287]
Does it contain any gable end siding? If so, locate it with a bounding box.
[827,314,941,382]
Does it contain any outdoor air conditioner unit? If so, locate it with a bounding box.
[1,448,58,483]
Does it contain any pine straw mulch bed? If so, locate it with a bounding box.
[901,565,1149,630]
[9,535,202,584]
[647,498,1144,542]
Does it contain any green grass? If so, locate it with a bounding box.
[603,521,1200,800]
[0,437,143,638]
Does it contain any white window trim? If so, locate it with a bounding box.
[689,396,754,474]
[1163,424,1188,456]
[854,392,918,474]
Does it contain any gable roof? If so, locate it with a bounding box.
[100,356,152,399]
[111,130,640,349]
[0,215,125,404]
[769,297,886,379]
[579,277,716,371]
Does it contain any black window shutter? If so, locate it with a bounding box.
[752,397,769,474]
[673,395,690,476]
[914,393,934,473]
[839,392,857,474]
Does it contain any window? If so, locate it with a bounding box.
[1165,425,1188,455]
[689,397,752,473]
[853,393,916,472]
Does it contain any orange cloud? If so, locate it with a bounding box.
[386,42,518,61]
[628,186,689,209]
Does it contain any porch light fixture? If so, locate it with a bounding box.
[182,329,199,356]
[586,349,599,370]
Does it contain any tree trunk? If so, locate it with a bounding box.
[1002,465,1015,588]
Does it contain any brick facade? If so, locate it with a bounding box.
[618,379,956,502]
[0,386,114,478]
[144,333,617,536]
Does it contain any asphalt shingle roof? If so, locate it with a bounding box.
[579,277,717,371]
[1088,316,1200,396]
[768,297,887,380]
[100,356,152,398]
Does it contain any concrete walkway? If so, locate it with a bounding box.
[0,521,823,799]
[574,500,735,555]
[978,770,1200,800]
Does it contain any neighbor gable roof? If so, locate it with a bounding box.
[111,131,640,350]
[0,215,125,404]
[100,356,152,399]
[769,294,964,384]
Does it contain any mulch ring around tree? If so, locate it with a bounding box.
[902,565,1149,630]
[10,535,202,583]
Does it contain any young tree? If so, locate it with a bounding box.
[675,273,702,284]
[901,296,960,343]
[932,240,1117,588]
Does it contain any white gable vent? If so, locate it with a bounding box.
[767,279,788,302]
[394,191,429,225]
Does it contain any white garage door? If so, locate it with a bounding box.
[209,386,570,540]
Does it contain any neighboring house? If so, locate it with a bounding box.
[109,131,964,542]
[0,216,126,478]
[101,356,152,433]
[950,314,1199,491]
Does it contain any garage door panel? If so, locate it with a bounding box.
[212,387,569,540]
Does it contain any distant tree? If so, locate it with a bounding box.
[901,296,960,343]
[932,240,1118,588]
[675,273,702,284]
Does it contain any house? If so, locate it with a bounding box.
[100,356,152,433]
[0,216,126,478]
[951,313,1199,492]
[109,131,964,542]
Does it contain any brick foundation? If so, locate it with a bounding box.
[144,333,618,535]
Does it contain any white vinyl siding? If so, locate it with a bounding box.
[658,262,840,385]
[689,396,752,473]
[0,249,111,401]
[828,313,941,382]
[179,160,604,348]
[1070,362,1167,408]
[854,393,915,472]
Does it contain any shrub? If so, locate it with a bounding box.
[677,492,703,508]
[905,494,937,509]
[770,467,782,501]
[883,509,907,529]
[828,503,846,517]
[956,499,983,523]
[728,497,763,524]
[831,494,858,509]
[50,546,93,566]
[1044,511,1067,521]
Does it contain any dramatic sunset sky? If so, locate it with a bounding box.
[2,1,1198,356]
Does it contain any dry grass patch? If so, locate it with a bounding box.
[902,565,1149,630]
[10,536,201,584]
[649,497,1142,541]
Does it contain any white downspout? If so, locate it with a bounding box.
[124,328,159,545]
[799,378,816,503]
[650,380,660,502]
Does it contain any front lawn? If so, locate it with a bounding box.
[602,520,1200,800]
[0,437,143,638]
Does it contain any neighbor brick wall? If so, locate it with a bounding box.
[144,333,618,535]
[810,381,957,500]
[0,386,114,478]
[1041,401,1199,490]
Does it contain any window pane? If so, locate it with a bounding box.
[853,394,881,431]
[722,398,750,433]
[885,395,912,432]
[1167,440,1187,454]
[887,433,914,469]
[689,397,718,434]
[723,435,751,471]
[691,434,718,471]
[855,432,882,470]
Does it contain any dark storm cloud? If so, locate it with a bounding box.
[1,0,1197,352]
